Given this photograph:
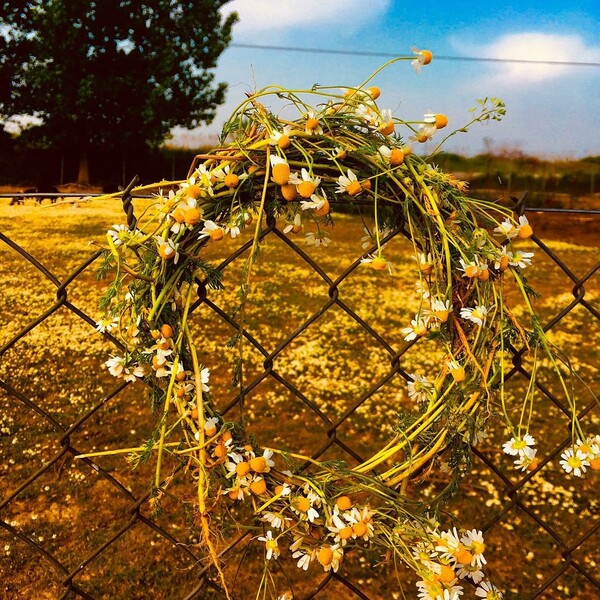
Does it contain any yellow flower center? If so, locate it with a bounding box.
[306,118,320,131]
[297,181,316,198]
[294,496,311,512]
[277,135,290,149]
[317,547,333,566]
[346,180,362,196]
[236,462,250,477]
[249,456,268,473]
[336,496,352,511]
[272,163,291,185]
[470,540,485,555]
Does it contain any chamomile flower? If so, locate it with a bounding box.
[456,563,485,584]
[494,247,510,271]
[407,374,433,403]
[575,436,599,459]
[304,109,323,135]
[262,512,290,531]
[107,224,130,246]
[460,530,487,568]
[378,144,405,166]
[493,219,517,239]
[257,530,280,560]
[507,250,534,269]
[300,193,329,215]
[430,298,453,322]
[292,547,314,570]
[305,231,331,247]
[560,448,589,477]
[355,102,379,126]
[502,434,536,457]
[347,506,375,541]
[156,238,180,263]
[198,220,224,241]
[416,280,431,300]
[459,305,489,326]
[361,254,393,273]
[268,125,293,148]
[270,155,291,185]
[418,252,435,275]
[283,213,303,235]
[411,123,436,144]
[516,214,533,238]
[225,223,241,239]
[328,514,354,545]
[291,495,319,522]
[104,356,145,382]
[411,47,433,73]
[402,317,429,341]
[290,168,322,198]
[475,581,503,599]
[514,448,538,472]
[447,360,466,382]
[378,108,395,135]
[458,257,481,278]
[95,316,118,333]
[336,169,362,196]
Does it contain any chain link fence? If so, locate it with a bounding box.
[1,189,598,599]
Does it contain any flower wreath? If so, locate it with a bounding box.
[90,53,598,600]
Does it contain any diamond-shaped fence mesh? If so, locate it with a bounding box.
[1,188,599,599]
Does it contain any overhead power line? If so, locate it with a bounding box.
[230,43,600,67]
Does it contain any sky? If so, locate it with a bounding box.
[173,0,600,158]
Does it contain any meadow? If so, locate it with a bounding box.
[0,197,598,599]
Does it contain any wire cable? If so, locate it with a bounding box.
[230,43,600,67]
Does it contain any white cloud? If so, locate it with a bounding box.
[222,0,391,35]
[455,32,600,87]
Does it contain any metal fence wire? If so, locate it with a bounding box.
[0,188,599,599]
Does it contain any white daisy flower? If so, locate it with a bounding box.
[411,47,433,74]
[407,374,433,403]
[262,511,290,531]
[430,298,453,322]
[493,219,517,239]
[475,580,503,599]
[402,317,428,341]
[502,434,536,457]
[514,448,537,471]
[300,192,328,212]
[456,563,485,583]
[292,548,314,570]
[95,316,118,333]
[335,169,362,195]
[268,125,292,146]
[198,220,224,241]
[257,530,280,560]
[460,305,489,326]
[305,231,331,247]
[460,529,487,568]
[560,448,590,477]
[107,224,130,246]
[507,250,534,269]
[283,212,302,235]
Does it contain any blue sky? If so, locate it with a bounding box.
[174,0,600,158]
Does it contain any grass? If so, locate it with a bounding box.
[0,197,599,599]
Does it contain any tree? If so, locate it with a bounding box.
[0,1,237,184]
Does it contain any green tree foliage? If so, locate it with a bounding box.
[0,1,237,183]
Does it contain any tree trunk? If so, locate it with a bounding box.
[77,150,90,185]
